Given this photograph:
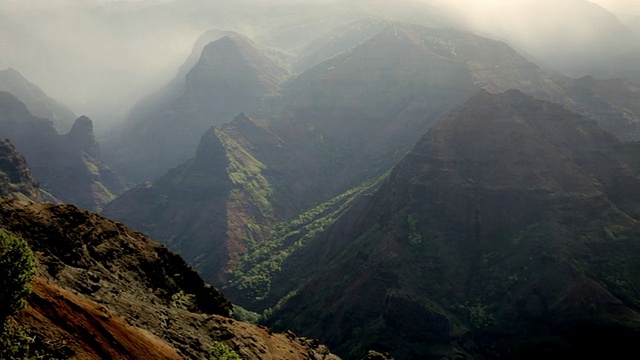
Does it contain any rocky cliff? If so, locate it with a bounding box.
[0,139,45,202]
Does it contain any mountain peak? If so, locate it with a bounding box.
[3,67,24,79]
[0,90,33,117]
[395,89,623,233]
[0,69,76,132]
[64,115,99,158]
[68,115,93,133]
[233,112,252,124]
[190,33,289,96]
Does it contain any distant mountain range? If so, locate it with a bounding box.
[104,22,640,292]
[0,90,126,211]
[0,68,76,133]
[3,0,640,120]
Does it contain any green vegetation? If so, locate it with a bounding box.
[215,127,275,218]
[0,321,43,360]
[0,229,35,328]
[232,305,261,324]
[464,303,495,330]
[209,341,241,360]
[0,230,37,359]
[171,290,196,311]
[227,174,385,307]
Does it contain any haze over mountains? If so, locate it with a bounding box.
[2,0,640,359]
[2,0,639,126]
[104,21,640,289]
[0,90,127,212]
[108,32,290,181]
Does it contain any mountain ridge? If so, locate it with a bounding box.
[105,22,640,295]
[0,68,76,133]
[108,33,291,183]
[262,89,640,359]
[0,91,126,211]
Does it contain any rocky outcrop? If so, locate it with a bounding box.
[0,139,44,202]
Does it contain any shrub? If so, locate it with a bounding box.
[0,320,42,360]
[0,229,35,328]
[209,341,241,360]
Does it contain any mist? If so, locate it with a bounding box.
[0,0,206,130]
[425,0,639,73]
[1,0,639,132]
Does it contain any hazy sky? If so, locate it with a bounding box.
[1,0,639,129]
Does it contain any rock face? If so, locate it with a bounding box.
[0,91,127,211]
[0,198,338,359]
[109,33,290,183]
[0,139,44,202]
[262,90,640,359]
[0,68,76,133]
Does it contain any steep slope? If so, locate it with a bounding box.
[0,198,338,359]
[104,113,307,285]
[117,29,240,137]
[267,23,581,191]
[110,33,290,183]
[265,90,640,359]
[0,139,44,202]
[0,91,126,211]
[0,68,76,133]
[19,277,183,360]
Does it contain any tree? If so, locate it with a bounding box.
[209,341,241,360]
[0,229,35,329]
